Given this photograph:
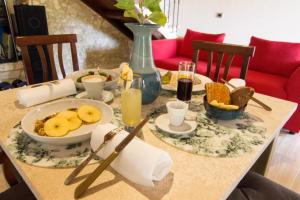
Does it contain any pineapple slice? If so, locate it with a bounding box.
[78,105,101,123]
[56,111,82,131]
[44,117,70,137]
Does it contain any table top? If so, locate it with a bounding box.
[0,86,297,200]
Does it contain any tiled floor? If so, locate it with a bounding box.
[0,132,300,195]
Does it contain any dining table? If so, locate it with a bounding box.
[0,69,297,200]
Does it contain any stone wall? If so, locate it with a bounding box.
[0,0,131,81]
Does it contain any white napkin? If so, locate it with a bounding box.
[16,79,77,107]
[90,123,173,187]
[227,78,246,91]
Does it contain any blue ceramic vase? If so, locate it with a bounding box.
[125,23,161,105]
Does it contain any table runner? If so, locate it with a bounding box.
[148,100,267,157]
[6,122,99,168]
[5,89,267,168]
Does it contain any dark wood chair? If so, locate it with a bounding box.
[192,40,255,82]
[16,34,79,84]
[1,148,21,187]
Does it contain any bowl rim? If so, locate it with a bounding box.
[72,69,119,84]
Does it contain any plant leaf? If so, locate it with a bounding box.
[144,0,162,12]
[114,0,135,10]
[149,11,167,26]
[124,9,140,22]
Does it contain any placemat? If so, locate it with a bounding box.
[148,100,267,157]
[6,122,99,168]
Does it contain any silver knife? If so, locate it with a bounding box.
[64,127,122,185]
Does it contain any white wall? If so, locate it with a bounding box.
[178,0,300,44]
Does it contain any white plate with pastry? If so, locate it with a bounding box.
[159,69,212,92]
[21,99,113,145]
[66,69,119,90]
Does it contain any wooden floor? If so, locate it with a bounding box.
[267,132,300,193]
[0,132,300,194]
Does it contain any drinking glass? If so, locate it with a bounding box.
[121,74,142,130]
[177,61,195,102]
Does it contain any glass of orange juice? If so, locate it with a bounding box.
[121,74,142,130]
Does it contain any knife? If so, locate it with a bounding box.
[74,116,150,198]
[64,127,122,185]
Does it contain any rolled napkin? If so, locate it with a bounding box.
[90,123,173,187]
[17,79,77,107]
[227,78,246,91]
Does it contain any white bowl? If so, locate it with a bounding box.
[66,69,119,90]
[21,99,113,145]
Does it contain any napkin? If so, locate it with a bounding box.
[227,78,246,92]
[90,123,173,187]
[16,79,77,107]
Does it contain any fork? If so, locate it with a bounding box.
[64,127,122,185]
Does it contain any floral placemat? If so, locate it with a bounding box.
[6,123,100,168]
[148,100,267,157]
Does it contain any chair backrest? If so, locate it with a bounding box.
[192,40,255,82]
[16,34,79,84]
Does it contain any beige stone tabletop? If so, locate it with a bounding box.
[0,87,297,200]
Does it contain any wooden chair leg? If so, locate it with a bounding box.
[2,152,20,186]
[0,148,4,164]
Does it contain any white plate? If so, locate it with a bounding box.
[155,114,197,136]
[75,91,114,103]
[66,69,119,90]
[159,69,212,92]
[21,99,113,145]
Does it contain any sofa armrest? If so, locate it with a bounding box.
[152,38,183,60]
[287,67,300,102]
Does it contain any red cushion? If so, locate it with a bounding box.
[249,36,300,77]
[218,66,288,99]
[155,57,191,71]
[154,56,212,75]
[179,29,225,60]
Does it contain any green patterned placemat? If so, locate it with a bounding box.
[6,123,100,168]
[148,100,267,157]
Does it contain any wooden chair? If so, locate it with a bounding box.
[16,34,79,84]
[192,40,255,82]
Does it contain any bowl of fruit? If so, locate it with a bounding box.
[66,69,119,90]
[204,82,254,120]
[21,99,113,145]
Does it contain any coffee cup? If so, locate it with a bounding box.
[82,75,106,100]
[166,101,188,126]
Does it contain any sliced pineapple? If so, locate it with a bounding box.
[44,117,70,137]
[77,105,101,123]
[56,111,82,131]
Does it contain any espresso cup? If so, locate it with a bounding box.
[82,75,106,100]
[166,101,188,126]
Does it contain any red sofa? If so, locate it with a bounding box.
[152,31,300,133]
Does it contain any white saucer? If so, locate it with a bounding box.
[75,90,114,103]
[155,114,197,136]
